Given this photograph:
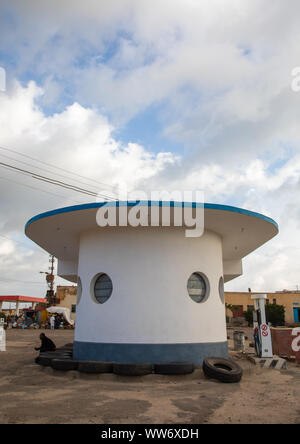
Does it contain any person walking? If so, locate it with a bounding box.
[50,315,55,330]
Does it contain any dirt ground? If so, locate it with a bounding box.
[0,329,299,424]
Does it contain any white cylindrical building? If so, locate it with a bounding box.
[25,201,278,365]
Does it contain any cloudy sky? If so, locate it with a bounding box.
[0,0,300,298]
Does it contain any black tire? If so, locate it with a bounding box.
[113,363,153,376]
[36,355,53,366]
[203,357,243,383]
[52,349,72,354]
[38,350,57,355]
[37,350,69,356]
[154,362,195,375]
[58,346,73,352]
[45,352,72,359]
[51,359,79,371]
[78,361,113,374]
[56,350,73,356]
[36,352,72,366]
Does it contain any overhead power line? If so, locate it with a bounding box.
[0,145,121,194]
[0,161,115,200]
[0,151,101,193]
[0,275,45,285]
[0,175,85,204]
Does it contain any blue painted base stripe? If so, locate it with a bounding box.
[73,341,228,366]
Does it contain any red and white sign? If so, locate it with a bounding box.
[261,324,269,337]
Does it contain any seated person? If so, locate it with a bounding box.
[35,333,56,353]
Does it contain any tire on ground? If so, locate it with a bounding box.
[202,357,243,383]
[49,352,72,359]
[35,352,72,366]
[56,349,73,356]
[154,362,195,375]
[78,361,113,374]
[51,359,79,371]
[35,355,53,366]
[113,363,153,376]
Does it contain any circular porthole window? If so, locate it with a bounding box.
[187,272,210,303]
[93,273,113,304]
[77,277,82,305]
[219,277,225,304]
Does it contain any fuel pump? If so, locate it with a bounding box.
[251,294,273,358]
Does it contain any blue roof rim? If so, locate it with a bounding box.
[25,201,279,232]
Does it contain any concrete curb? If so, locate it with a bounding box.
[247,355,287,370]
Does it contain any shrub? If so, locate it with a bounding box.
[265,304,285,326]
[244,307,254,326]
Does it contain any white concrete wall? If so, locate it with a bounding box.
[57,259,78,283]
[75,227,226,345]
[223,259,243,282]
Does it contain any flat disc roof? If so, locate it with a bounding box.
[25,201,278,263]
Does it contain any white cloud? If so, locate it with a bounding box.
[0,79,299,294]
[0,81,178,296]
[3,0,300,133]
[0,81,177,197]
[1,1,300,295]
[0,239,15,256]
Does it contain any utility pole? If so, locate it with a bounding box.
[40,255,56,306]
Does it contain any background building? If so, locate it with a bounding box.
[55,286,77,321]
[225,291,300,324]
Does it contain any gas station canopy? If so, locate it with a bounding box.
[0,296,47,304]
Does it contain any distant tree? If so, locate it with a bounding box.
[244,307,254,327]
[265,304,285,326]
